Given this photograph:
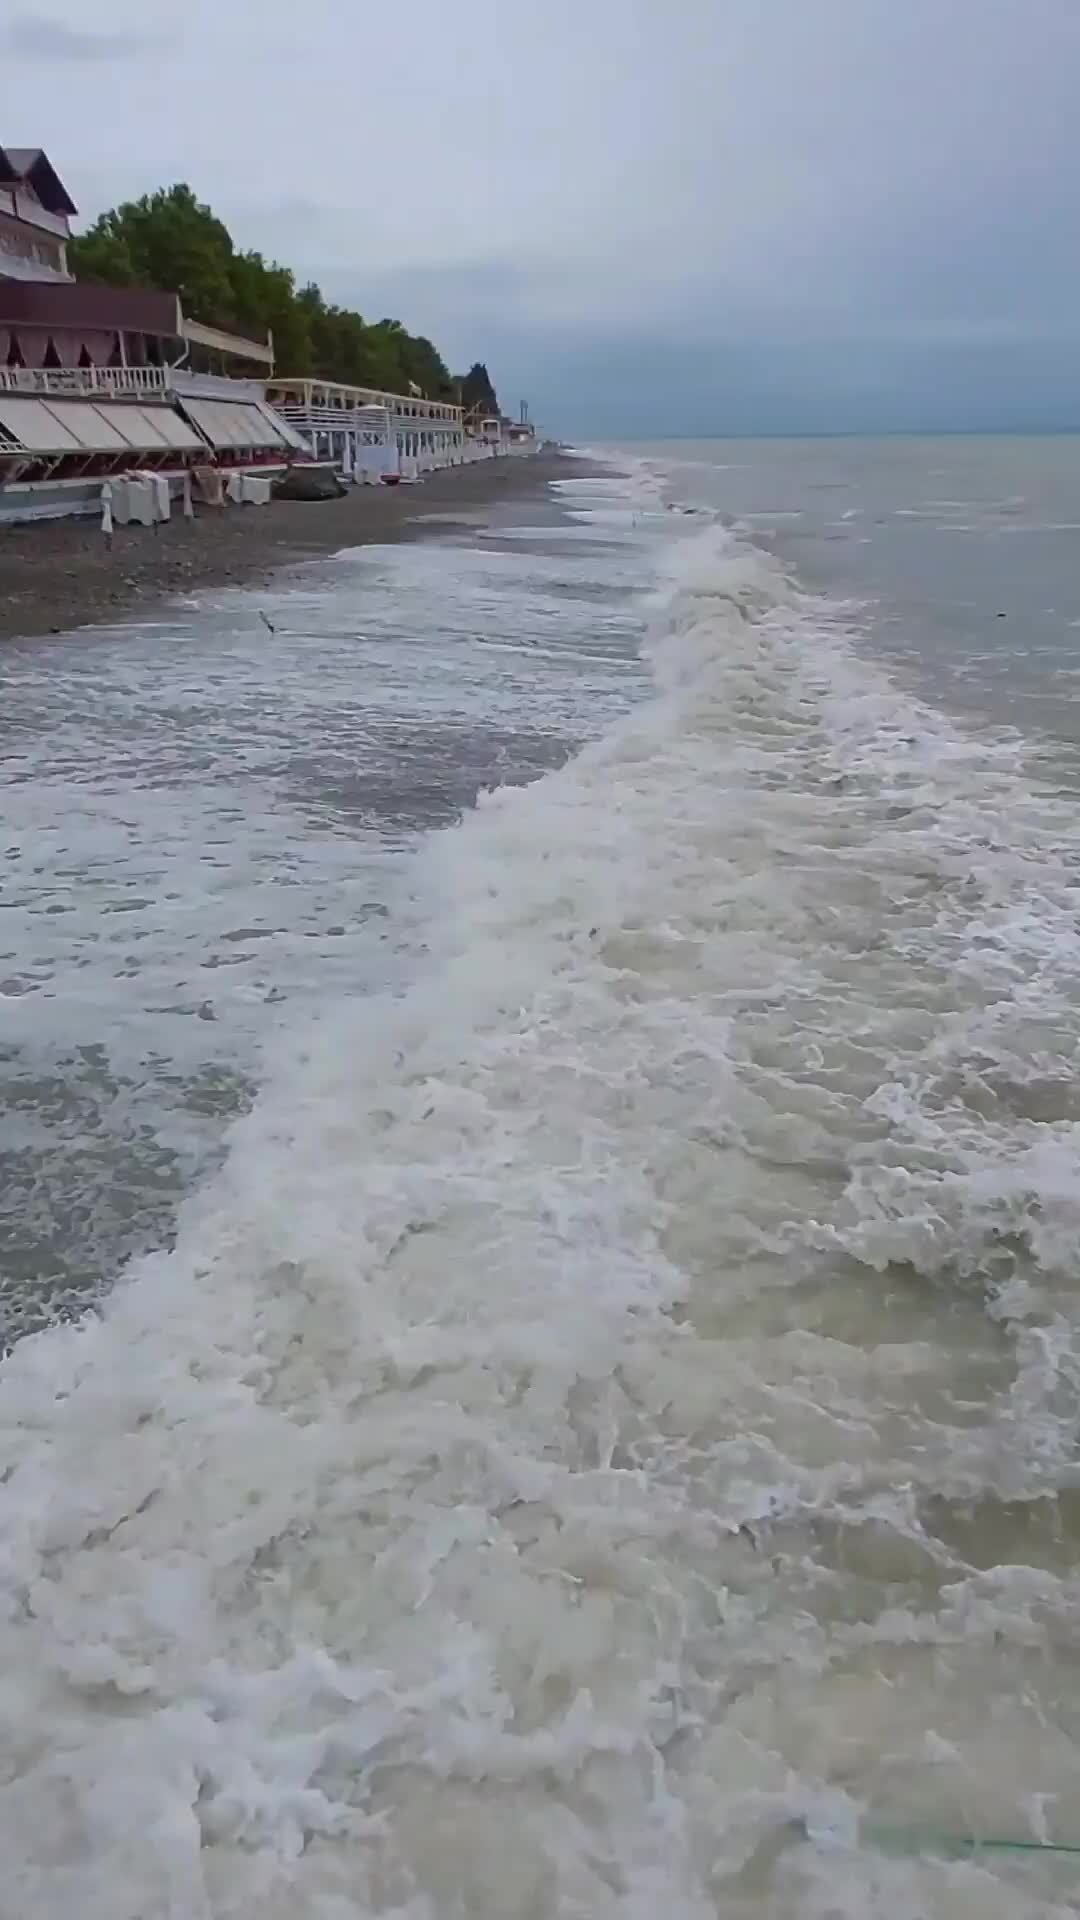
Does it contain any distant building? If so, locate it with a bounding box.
[469,411,538,456]
[266,376,466,478]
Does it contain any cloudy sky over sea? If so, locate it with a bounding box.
[6,0,1080,432]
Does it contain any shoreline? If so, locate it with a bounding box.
[0,453,591,643]
[0,451,626,1342]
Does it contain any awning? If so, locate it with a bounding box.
[0,395,82,453]
[259,404,308,452]
[144,407,206,451]
[0,394,202,457]
[180,316,274,368]
[115,404,202,451]
[37,400,132,451]
[179,394,290,453]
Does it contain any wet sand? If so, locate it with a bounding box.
[0,453,588,642]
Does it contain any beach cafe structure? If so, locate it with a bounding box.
[0,145,304,520]
[263,380,548,479]
[0,144,534,523]
[0,350,304,526]
[264,377,474,481]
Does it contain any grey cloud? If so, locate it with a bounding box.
[4,14,165,59]
[315,257,537,348]
[15,0,1080,432]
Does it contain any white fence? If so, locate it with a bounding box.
[0,365,169,397]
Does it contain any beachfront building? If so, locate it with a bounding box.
[1,144,276,377]
[265,376,468,481]
[0,339,299,524]
[0,351,307,522]
[0,143,302,519]
[463,405,539,458]
[0,144,516,521]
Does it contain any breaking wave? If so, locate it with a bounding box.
[3,510,1080,1917]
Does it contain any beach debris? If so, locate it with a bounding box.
[792,1813,1080,1859]
[192,465,225,507]
[259,611,276,635]
[274,464,347,502]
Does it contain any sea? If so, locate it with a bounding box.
[2,435,1080,1917]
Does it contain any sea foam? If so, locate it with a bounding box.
[2,489,1080,1916]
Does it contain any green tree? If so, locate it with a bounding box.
[70,181,474,396]
[230,250,311,374]
[72,184,236,326]
[458,361,500,415]
[67,223,137,286]
[400,333,454,400]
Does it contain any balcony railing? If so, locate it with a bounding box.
[0,365,169,397]
[0,188,71,238]
[266,378,463,424]
[274,403,391,433]
[170,371,265,401]
[0,247,71,283]
[277,402,464,439]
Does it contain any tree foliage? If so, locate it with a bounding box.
[69,183,459,397]
[458,361,500,416]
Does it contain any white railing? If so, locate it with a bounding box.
[0,246,71,282]
[275,403,391,435]
[280,406,465,448]
[266,378,463,426]
[392,418,463,437]
[0,365,169,397]
[171,371,266,401]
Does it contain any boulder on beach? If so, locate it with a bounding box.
[273,464,347,502]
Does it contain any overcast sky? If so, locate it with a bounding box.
[6,0,1080,433]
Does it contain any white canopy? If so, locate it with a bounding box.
[0,394,202,457]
